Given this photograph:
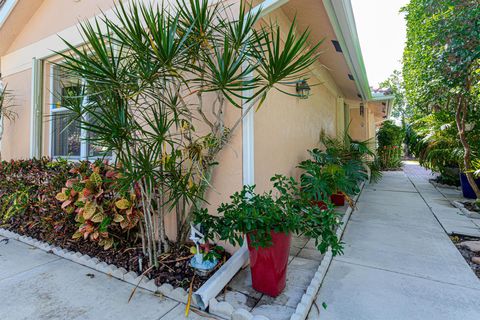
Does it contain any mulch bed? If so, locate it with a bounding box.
[5,219,229,291]
[450,235,480,279]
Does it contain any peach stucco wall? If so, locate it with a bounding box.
[348,106,366,142]
[254,82,338,193]
[1,70,32,160]
[6,0,117,54]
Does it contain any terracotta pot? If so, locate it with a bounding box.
[330,192,345,206]
[246,231,292,297]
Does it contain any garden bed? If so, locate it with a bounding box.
[3,221,229,291]
[450,235,480,279]
[0,159,230,293]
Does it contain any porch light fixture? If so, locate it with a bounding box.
[359,102,365,117]
[296,79,311,99]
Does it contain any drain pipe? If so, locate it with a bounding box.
[192,0,291,311]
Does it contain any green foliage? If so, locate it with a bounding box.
[377,120,404,169]
[402,0,480,193]
[298,149,367,207]
[0,158,73,235]
[57,0,323,266]
[402,0,480,115]
[0,187,30,223]
[195,175,343,255]
[319,129,381,183]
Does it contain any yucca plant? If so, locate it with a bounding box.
[57,0,322,267]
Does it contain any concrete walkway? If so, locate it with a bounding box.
[0,237,212,320]
[308,167,480,319]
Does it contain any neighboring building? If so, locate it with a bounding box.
[0,0,392,238]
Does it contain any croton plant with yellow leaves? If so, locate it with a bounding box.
[56,160,141,250]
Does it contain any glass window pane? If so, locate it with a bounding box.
[52,111,81,157]
[88,139,112,158]
[51,65,82,110]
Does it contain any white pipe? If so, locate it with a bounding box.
[192,0,291,311]
[193,246,249,310]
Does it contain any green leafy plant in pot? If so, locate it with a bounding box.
[298,149,367,208]
[194,175,343,297]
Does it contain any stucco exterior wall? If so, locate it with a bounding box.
[0,69,32,160]
[348,106,367,141]
[254,80,338,193]
[6,0,116,54]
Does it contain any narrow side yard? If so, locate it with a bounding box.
[308,167,480,320]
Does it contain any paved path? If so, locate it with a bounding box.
[403,161,480,236]
[308,166,480,320]
[0,237,212,320]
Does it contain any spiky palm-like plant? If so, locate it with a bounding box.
[57,0,322,267]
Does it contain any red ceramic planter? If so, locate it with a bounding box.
[330,192,345,206]
[247,231,292,297]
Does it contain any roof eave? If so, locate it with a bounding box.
[322,0,372,101]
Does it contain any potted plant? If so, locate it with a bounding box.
[298,149,367,207]
[194,175,342,297]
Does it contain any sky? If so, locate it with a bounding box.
[351,0,409,89]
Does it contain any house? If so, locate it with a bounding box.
[0,0,392,238]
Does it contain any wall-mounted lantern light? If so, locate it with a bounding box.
[359,102,365,117]
[296,80,311,99]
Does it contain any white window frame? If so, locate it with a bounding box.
[48,63,111,161]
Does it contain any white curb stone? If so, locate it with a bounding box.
[232,308,253,320]
[170,287,188,304]
[138,278,158,292]
[158,283,174,296]
[210,301,234,318]
[123,271,138,284]
[86,257,100,269]
[95,262,110,273]
[112,267,128,280]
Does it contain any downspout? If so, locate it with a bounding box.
[30,58,43,159]
[192,0,291,311]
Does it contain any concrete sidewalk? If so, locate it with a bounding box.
[308,168,480,319]
[0,236,212,320]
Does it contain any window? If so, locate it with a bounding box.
[50,64,111,160]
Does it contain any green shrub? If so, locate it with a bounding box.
[195,175,343,255]
[377,120,404,169]
[0,158,73,235]
[298,149,367,207]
